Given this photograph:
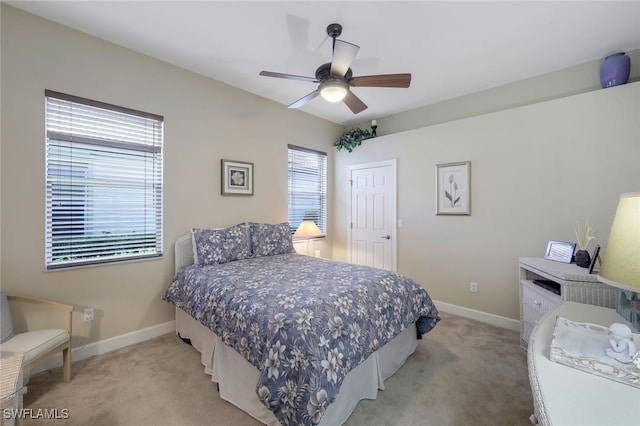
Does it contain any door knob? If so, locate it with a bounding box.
[381,235,391,240]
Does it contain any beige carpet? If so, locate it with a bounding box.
[23,312,533,425]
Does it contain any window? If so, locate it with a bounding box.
[287,145,327,236]
[45,90,163,269]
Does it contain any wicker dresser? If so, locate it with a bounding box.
[519,257,616,350]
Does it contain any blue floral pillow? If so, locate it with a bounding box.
[192,224,251,265]
[249,222,295,257]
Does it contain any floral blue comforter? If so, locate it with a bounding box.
[163,253,439,425]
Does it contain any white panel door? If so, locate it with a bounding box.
[348,160,396,271]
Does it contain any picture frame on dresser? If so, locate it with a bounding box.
[543,240,575,264]
[588,244,600,274]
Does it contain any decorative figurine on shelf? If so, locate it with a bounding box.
[605,323,638,363]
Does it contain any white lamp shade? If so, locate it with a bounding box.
[319,79,348,103]
[293,221,323,239]
[598,192,640,292]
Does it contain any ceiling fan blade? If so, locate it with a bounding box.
[349,74,412,88]
[288,90,320,109]
[330,39,360,78]
[259,71,319,83]
[343,91,368,114]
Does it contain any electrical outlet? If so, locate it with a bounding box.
[470,282,479,293]
[83,307,94,322]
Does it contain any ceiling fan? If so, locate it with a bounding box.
[259,23,411,114]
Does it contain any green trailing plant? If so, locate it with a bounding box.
[334,128,372,153]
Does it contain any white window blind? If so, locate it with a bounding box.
[287,144,327,235]
[45,90,163,269]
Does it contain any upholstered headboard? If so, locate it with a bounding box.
[175,233,194,274]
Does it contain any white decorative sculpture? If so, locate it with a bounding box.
[606,323,638,364]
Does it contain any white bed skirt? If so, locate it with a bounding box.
[175,307,418,426]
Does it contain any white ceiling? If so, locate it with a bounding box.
[7,1,640,126]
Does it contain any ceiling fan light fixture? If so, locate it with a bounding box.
[319,79,349,103]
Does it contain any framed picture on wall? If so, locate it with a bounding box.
[221,159,253,196]
[436,161,471,215]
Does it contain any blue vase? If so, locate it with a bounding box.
[600,52,631,88]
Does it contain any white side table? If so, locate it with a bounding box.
[528,301,640,426]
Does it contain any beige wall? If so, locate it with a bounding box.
[2,4,639,348]
[0,5,341,344]
[353,50,640,135]
[333,82,640,320]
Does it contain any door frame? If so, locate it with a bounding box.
[347,159,397,271]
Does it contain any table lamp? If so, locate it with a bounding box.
[293,221,323,256]
[597,192,640,333]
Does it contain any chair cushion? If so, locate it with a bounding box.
[1,293,14,343]
[0,329,69,365]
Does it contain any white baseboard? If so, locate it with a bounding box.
[434,300,520,331]
[32,320,175,375]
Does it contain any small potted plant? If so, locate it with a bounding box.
[574,219,594,268]
[334,128,372,153]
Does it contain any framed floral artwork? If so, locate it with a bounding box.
[436,161,471,215]
[221,159,253,196]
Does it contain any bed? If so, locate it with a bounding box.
[163,223,440,425]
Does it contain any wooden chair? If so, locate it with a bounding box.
[0,295,73,382]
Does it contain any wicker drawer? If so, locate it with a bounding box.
[521,281,561,348]
[522,319,535,348]
[522,281,561,314]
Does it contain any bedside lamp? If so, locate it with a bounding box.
[598,193,640,332]
[293,221,323,256]
[597,193,640,365]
